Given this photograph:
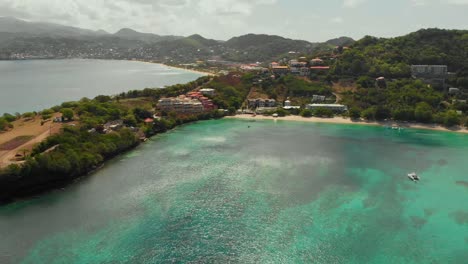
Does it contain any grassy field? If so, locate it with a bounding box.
[118,97,154,110]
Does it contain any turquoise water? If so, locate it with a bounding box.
[1,119,468,263]
[0,59,204,114]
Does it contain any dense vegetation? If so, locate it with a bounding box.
[330,29,468,84]
[0,76,226,203]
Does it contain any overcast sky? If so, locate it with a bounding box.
[0,0,467,41]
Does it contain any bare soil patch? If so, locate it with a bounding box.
[0,136,34,150]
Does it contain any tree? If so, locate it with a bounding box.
[61,108,74,121]
[361,107,376,120]
[414,102,433,123]
[444,110,460,127]
[313,107,334,118]
[348,107,361,119]
[275,108,288,117]
[2,113,16,122]
[41,109,55,120]
[300,109,313,117]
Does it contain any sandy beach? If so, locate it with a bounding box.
[163,64,215,76]
[227,114,468,134]
[133,59,214,76]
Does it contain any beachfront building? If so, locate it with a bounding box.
[256,107,278,114]
[186,91,217,111]
[247,98,277,109]
[283,99,301,110]
[306,104,348,112]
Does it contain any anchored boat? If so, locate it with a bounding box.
[407,172,420,182]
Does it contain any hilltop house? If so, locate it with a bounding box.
[310,58,324,65]
[199,88,215,96]
[411,65,448,88]
[289,60,308,76]
[271,66,289,76]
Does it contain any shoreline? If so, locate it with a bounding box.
[227,114,468,134]
[1,58,215,76]
[132,59,215,76]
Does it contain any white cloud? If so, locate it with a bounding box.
[343,0,367,8]
[446,0,468,5]
[410,0,427,6]
[0,0,278,38]
[331,17,344,23]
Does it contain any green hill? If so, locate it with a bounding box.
[331,28,468,86]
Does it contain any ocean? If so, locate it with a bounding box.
[1,119,467,263]
[0,59,204,114]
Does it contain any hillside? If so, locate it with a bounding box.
[326,36,355,46]
[330,28,468,86]
[223,34,318,62]
[114,28,182,43]
[0,16,107,38]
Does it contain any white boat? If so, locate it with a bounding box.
[407,172,420,182]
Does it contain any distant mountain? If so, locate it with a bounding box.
[114,28,182,43]
[223,34,318,62]
[0,16,106,38]
[326,36,355,47]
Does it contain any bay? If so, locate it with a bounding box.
[0,59,204,114]
[1,119,468,263]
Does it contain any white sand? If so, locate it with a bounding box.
[227,115,468,134]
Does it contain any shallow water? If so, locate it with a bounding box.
[0,59,203,114]
[1,119,468,263]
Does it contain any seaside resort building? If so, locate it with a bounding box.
[158,91,217,114]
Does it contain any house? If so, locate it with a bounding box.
[103,120,124,133]
[312,95,326,102]
[200,88,216,96]
[411,65,447,78]
[271,66,289,76]
[411,65,448,88]
[449,88,460,95]
[144,118,154,125]
[310,58,324,65]
[256,107,277,114]
[248,98,276,109]
[269,62,280,68]
[289,60,308,75]
[375,77,386,88]
[298,67,310,77]
[310,66,330,71]
[306,104,348,112]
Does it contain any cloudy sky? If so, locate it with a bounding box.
[0,0,467,41]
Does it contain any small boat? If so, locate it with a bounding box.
[407,172,420,182]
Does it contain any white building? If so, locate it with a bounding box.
[200,88,216,96]
[306,104,348,112]
[312,95,326,102]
